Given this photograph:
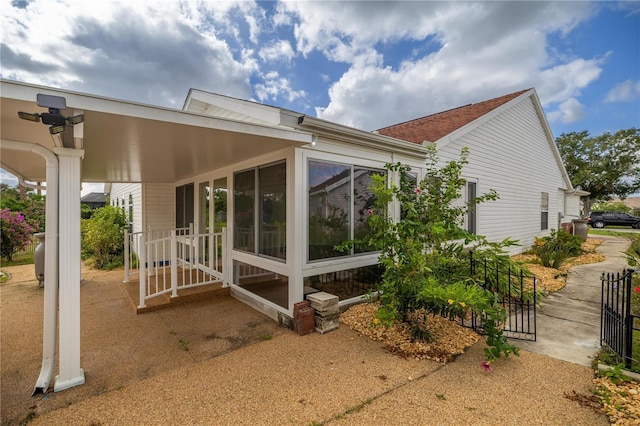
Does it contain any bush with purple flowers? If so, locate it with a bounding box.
[1,208,34,261]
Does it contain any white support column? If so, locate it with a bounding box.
[53,147,85,392]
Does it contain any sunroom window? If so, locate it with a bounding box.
[233,161,286,261]
[307,160,386,262]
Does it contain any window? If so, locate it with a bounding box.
[259,163,286,260]
[213,177,227,231]
[128,194,133,222]
[198,181,210,234]
[467,182,477,235]
[176,183,194,229]
[307,160,386,262]
[234,162,286,261]
[234,169,255,253]
[541,192,549,230]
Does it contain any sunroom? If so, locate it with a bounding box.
[116,90,430,324]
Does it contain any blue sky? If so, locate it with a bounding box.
[1,0,639,195]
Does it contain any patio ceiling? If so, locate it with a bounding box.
[0,80,313,184]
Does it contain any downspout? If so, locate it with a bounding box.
[1,140,59,395]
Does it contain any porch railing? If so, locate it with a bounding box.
[124,226,229,308]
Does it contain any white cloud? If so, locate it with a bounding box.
[280,1,599,130]
[605,79,640,102]
[81,183,105,198]
[0,0,262,107]
[547,97,586,124]
[254,71,306,103]
[259,40,295,63]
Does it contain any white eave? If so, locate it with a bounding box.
[1,79,313,183]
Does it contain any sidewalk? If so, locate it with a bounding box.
[514,235,631,366]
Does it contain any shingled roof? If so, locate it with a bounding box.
[376,89,531,144]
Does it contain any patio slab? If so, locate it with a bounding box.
[0,264,284,426]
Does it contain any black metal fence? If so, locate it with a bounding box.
[601,269,639,369]
[463,252,537,341]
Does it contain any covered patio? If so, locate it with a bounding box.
[0,79,312,394]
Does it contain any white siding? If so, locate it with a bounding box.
[436,97,566,253]
[143,183,174,231]
[109,183,142,233]
[564,194,582,221]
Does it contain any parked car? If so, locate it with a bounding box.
[587,211,640,229]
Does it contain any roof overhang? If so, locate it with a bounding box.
[290,113,429,159]
[1,80,313,184]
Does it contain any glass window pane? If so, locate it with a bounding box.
[176,183,194,229]
[308,161,351,261]
[400,171,418,221]
[234,170,255,252]
[213,177,228,231]
[259,163,286,260]
[198,181,210,234]
[354,167,386,254]
[467,182,477,235]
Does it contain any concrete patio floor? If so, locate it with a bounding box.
[1,264,285,425]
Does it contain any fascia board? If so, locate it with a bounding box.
[529,89,576,191]
[185,89,281,125]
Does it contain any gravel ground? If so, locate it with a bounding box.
[1,264,610,425]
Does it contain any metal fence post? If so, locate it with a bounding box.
[600,272,605,347]
[624,270,634,369]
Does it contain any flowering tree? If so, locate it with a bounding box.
[341,145,520,366]
[1,208,34,261]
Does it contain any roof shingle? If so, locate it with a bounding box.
[376,89,531,144]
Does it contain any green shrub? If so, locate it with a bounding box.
[339,145,520,366]
[81,205,128,269]
[532,229,583,268]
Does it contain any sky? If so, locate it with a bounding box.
[1,0,639,197]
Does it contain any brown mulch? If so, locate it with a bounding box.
[513,238,606,293]
[340,303,479,363]
[593,376,640,425]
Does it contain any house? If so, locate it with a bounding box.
[80,192,107,210]
[0,79,582,394]
[377,89,588,251]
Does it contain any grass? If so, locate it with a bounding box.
[1,250,35,267]
[178,339,190,351]
[588,227,639,237]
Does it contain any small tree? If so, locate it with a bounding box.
[341,146,520,366]
[1,208,34,261]
[82,205,128,269]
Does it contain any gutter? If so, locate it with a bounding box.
[292,113,428,159]
[0,139,59,395]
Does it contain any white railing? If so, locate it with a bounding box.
[124,226,229,308]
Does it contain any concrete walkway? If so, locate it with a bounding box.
[514,235,632,366]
